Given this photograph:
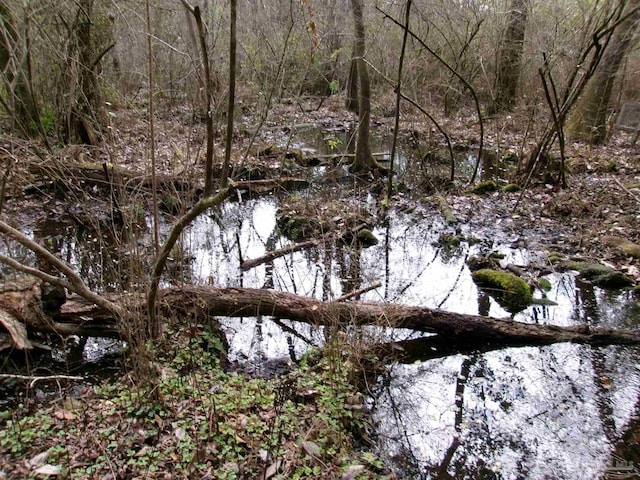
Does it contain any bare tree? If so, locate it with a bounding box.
[349,0,380,173]
[490,0,529,114]
[61,0,110,145]
[568,0,640,144]
[0,1,37,133]
[517,0,634,191]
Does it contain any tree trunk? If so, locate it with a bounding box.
[345,57,359,113]
[349,0,376,173]
[64,0,106,145]
[0,1,37,132]
[568,0,640,144]
[183,6,207,120]
[4,283,640,351]
[490,0,528,114]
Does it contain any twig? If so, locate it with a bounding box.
[336,282,382,302]
[144,0,159,253]
[364,60,454,177]
[386,0,412,207]
[377,6,484,183]
[0,373,83,389]
[612,175,640,203]
[240,223,367,271]
[272,318,316,346]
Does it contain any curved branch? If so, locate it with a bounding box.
[365,60,454,178]
[0,221,123,317]
[146,188,229,338]
[377,6,484,183]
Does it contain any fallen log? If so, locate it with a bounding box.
[27,161,309,198]
[229,178,309,195]
[3,284,640,349]
[241,223,368,271]
[156,287,640,346]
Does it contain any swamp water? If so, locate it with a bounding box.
[182,197,640,479]
[3,130,639,479]
[14,193,637,479]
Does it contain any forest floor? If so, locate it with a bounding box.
[1,95,639,478]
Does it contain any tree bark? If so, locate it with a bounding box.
[568,0,640,144]
[0,1,37,132]
[349,0,376,173]
[4,283,640,350]
[490,0,528,114]
[64,0,106,145]
[345,58,359,113]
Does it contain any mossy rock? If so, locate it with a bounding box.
[602,236,640,259]
[472,269,533,313]
[471,180,498,195]
[356,228,379,247]
[503,183,522,193]
[566,261,634,289]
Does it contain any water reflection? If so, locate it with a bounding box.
[14,189,639,480]
[373,344,640,479]
[180,197,639,479]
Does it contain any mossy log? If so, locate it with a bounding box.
[436,196,459,224]
[566,261,635,288]
[3,283,640,351]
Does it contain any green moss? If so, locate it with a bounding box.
[537,278,552,291]
[356,228,379,247]
[503,183,522,193]
[532,297,558,306]
[566,261,634,289]
[276,213,319,241]
[472,269,533,313]
[436,196,458,224]
[471,180,498,195]
[602,236,640,259]
[436,233,461,249]
[465,235,482,246]
[547,252,564,265]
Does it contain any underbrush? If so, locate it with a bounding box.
[0,330,386,479]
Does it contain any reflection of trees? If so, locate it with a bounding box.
[33,218,143,293]
[376,342,640,479]
[373,366,430,479]
[426,355,475,479]
[337,240,362,299]
[574,278,620,445]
